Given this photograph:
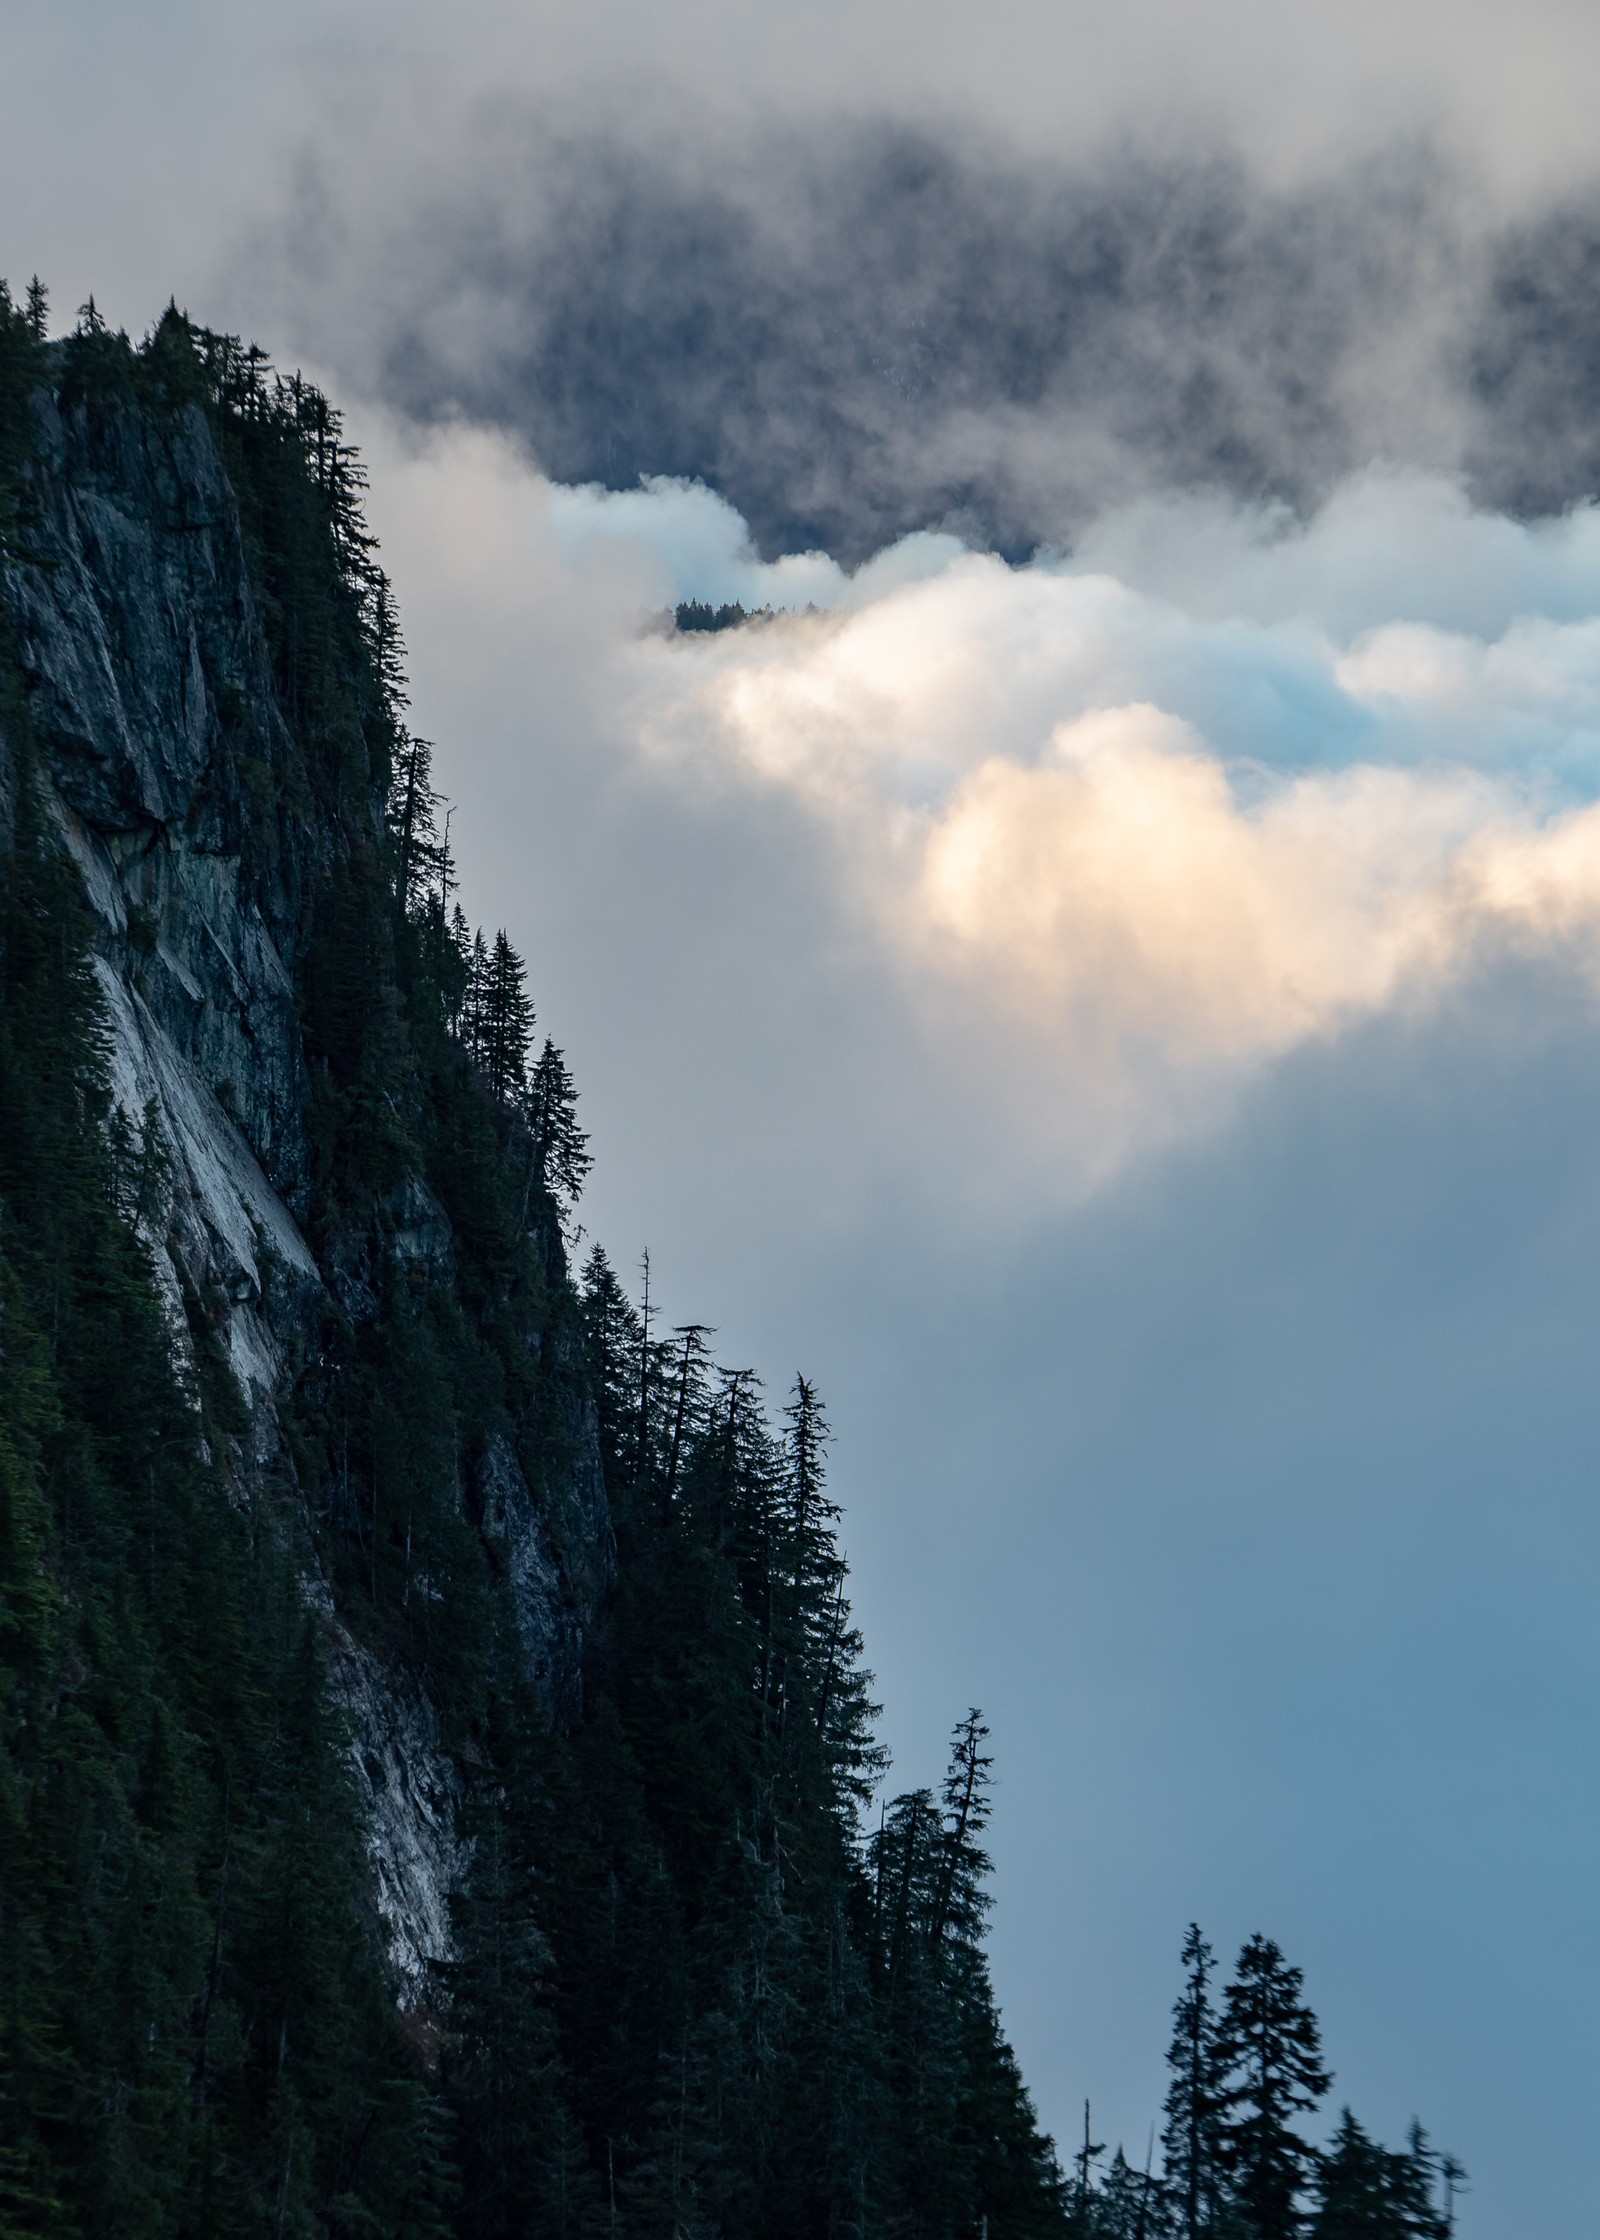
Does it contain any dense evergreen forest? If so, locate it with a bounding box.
[672,601,771,633]
[0,284,1460,2239]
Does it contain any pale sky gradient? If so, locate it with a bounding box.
[9,6,1600,2232]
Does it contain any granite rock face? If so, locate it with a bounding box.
[1,371,611,2000]
[9,385,321,1397]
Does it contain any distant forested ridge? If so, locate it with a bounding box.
[0,286,1456,2239]
[673,599,773,632]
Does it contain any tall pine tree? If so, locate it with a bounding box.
[1163,1924,1225,2240]
[1213,1936,1331,2240]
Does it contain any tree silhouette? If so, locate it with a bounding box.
[1214,1935,1332,2239]
[478,930,533,1106]
[1163,1924,1224,2240]
[527,1037,591,1209]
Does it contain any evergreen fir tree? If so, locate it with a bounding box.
[1095,2143,1173,2238]
[1310,2111,1406,2238]
[459,926,487,1066]
[1309,2118,1453,2240]
[933,1708,994,1962]
[444,1711,577,2240]
[388,728,446,920]
[663,1322,714,1507]
[581,1244,646,1490]
[1213,1936,1332,2240]
[478,930,534,1107]
[1395,2126,1455,2240]
[1163,1924,1225,2239]
[527,1037,592,1211]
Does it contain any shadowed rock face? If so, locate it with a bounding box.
[9,378,321,1394]
[0,362,613,2002]
[15,395,279,831]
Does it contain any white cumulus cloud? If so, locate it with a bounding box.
[619,503,1600,1174]
[356,419,1600,1201]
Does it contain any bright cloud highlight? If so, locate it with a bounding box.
[360,422,1600,1194]
[621,498,1600,1165]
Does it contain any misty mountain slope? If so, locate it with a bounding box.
[0,296,1074,2238]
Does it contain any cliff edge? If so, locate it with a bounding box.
[1,310,612,2002]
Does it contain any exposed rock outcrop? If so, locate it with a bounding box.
[1,362,611,2001]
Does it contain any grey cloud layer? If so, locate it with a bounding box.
[250,115,1600,562]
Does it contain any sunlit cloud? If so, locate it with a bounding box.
[625,513,1600,1167]
[362,418,1600,1198]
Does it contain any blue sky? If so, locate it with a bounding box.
[10,6,1600,2229]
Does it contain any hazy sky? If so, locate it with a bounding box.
[11,5,1600,2232]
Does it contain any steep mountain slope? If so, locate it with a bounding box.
[1,302,610,1998]
[0,296,1069,2238]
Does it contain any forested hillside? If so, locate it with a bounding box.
[0,288,1459,2239]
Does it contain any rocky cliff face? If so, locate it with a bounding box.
[0,312,1093,2240]
[0,357,612,2003]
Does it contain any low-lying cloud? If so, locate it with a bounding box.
[553,467,1600,1178]
[247,111,1600,566]
[359,425,1600,1212]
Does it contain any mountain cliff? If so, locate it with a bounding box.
[2,300,611,2002]
[0,294,1071,2238]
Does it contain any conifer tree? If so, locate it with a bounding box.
[581,1244,646,1488]
[474,929,532,1105]
[933,1708,995,1962]
[467,926,489,1060]
[1163,1924,1225,2239]
[371,572,411,719]
[778,1376,881,1809]
[1305,2117,1453,2240]
[664,1322,714,1506]
[388,729,447,920]
[445,1761,568,2240]
[1213,1936,1332,2240]
[1437,2149,1467,2238]
[442,902,473,1028]
[1095,2142,1173,2238]
[1310,2111,1397,2237]
[1395,2126,1455,2240]
[868,1716,1067,2240]
[780,1374,840,1656]
[489,930,533,1103]
[527,1037,592,1210]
